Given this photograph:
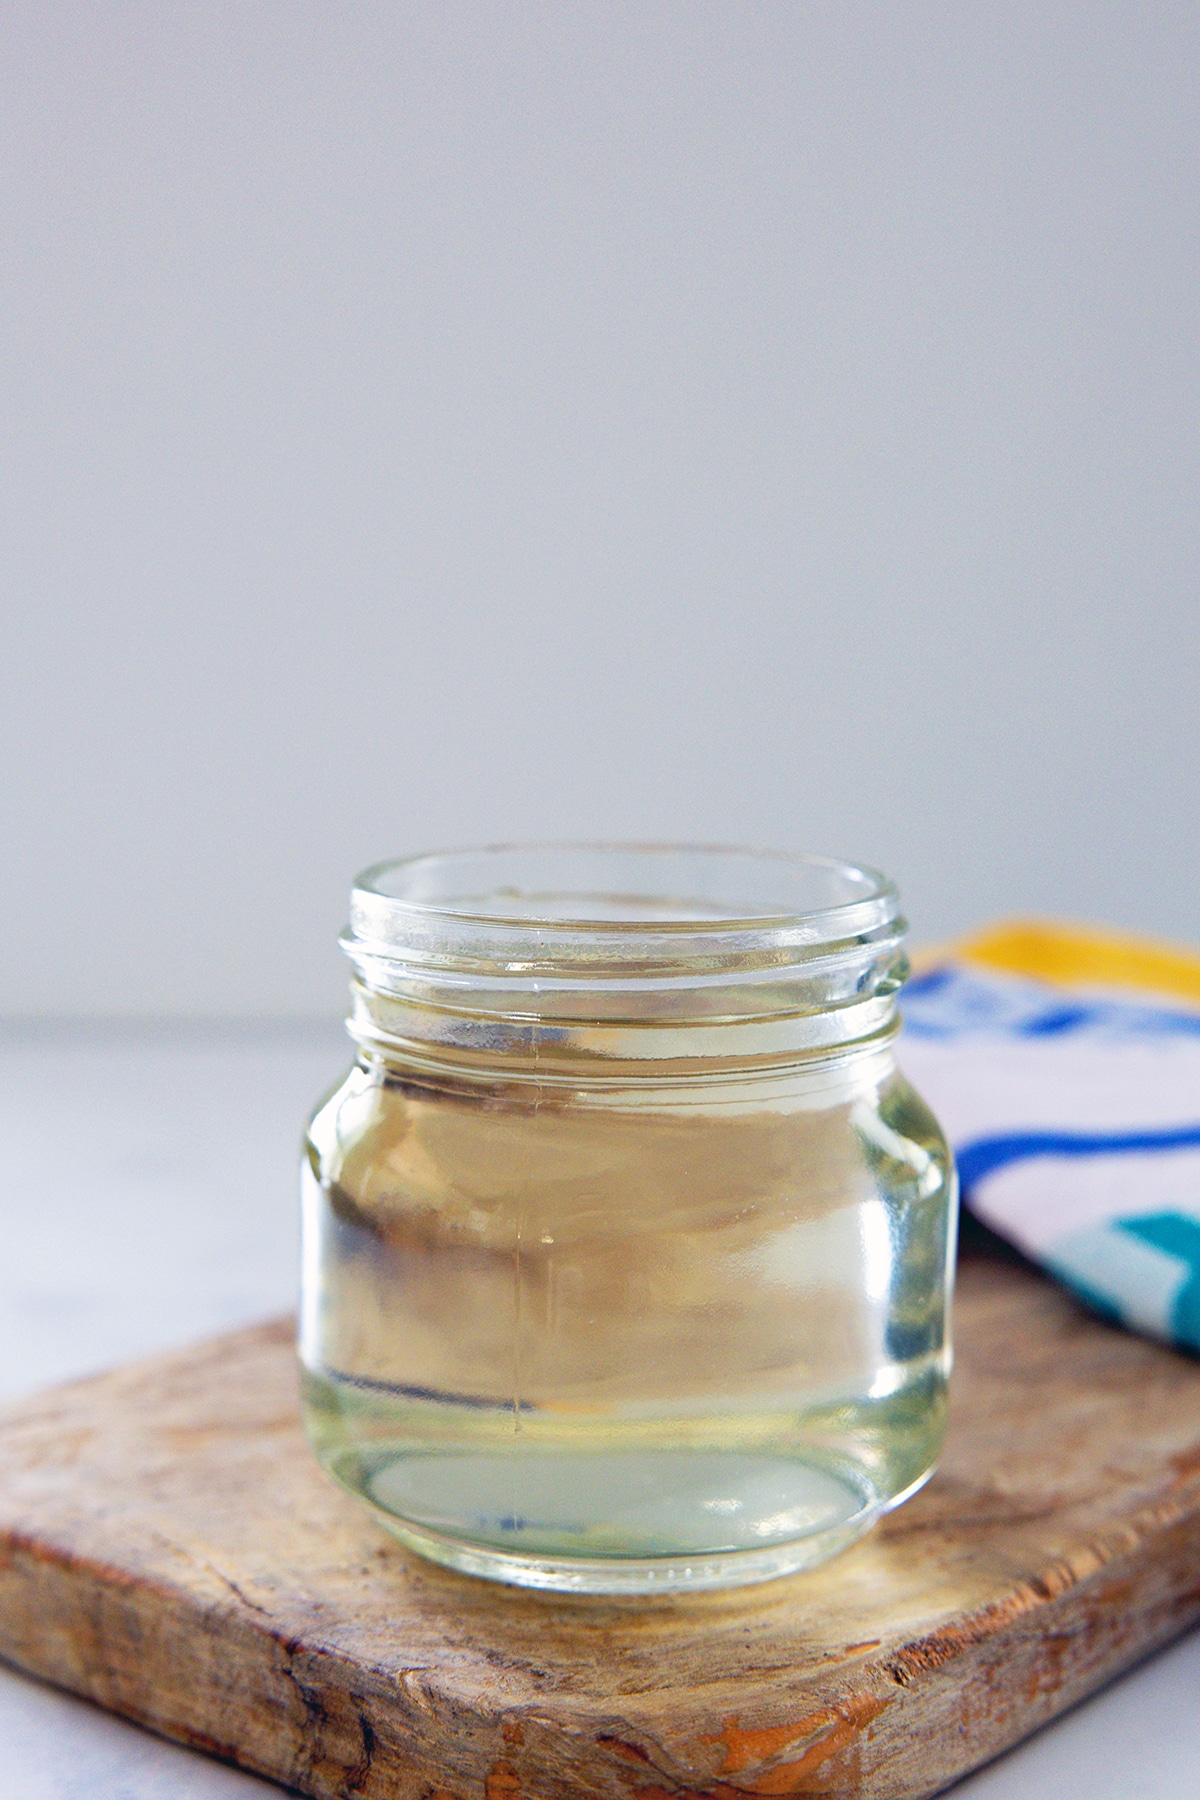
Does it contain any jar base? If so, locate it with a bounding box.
[356,1490,887,1594]
[305,1361,947,1593]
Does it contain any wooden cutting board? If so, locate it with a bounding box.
[3,1245,1200,1800]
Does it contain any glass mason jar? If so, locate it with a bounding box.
[300,845,956,1594]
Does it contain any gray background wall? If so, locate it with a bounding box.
[3,2,1197,1019]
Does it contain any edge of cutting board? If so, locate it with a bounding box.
[2,1249,1200,1798]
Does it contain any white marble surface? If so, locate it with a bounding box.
[1,1026,1198,1798]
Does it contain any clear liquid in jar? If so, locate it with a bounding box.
[299,1056,955,1592]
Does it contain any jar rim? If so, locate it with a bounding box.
[343,841,903,995]
[342,844,907,1059]
[351,841,897,934]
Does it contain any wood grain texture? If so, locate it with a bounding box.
[2,1248,1200,1800]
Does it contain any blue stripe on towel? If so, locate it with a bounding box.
[902,966,1200,1040]
[956,1125,1200,1194]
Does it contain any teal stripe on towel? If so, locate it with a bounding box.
[1117,1214,1200,1351]
[1045,1223,1192,1342]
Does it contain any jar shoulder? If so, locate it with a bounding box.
[875,1066,953,1159]
[303,1055,953,1207]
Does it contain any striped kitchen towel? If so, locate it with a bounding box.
[898,921,1200,1354]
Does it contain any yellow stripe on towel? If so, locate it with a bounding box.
[951,919,1200,1009]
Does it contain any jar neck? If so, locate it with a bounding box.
[339,844,909,1087]
[345,976,903,1089]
